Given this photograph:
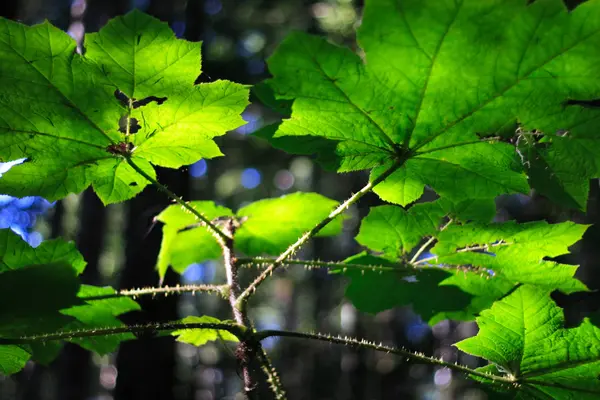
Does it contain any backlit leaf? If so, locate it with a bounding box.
[171,316,238,346]
[0,11,248,204]
[456,285,600,399]
[265,0,600,207]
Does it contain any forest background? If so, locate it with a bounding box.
[0,0,597,399]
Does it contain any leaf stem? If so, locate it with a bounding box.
[234,158,405,308]
[220,219,264,399]
[81,284,228,301]
[124,157,230,243]
[414,136,502,156]
[409,219,453,264]
[254,330,516,385]
[0,321,246,344]
[237,257,412,273]
[414,239,511,266]
[256,346,287,399]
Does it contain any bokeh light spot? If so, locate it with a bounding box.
[274,170,294,190]
[190,159,208,178]
[241,168,261,189]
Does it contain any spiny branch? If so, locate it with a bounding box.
[237,257,410,273]
[409,219,453,264]
[0,321,246,344]
[254,330,517,385]
[414,239,512,265]
[235,158,406,308]
[256,346,287,399]
[220,218,262,400]
[80,284,228,301]
[125,157,231,244]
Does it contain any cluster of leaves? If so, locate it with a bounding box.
[1,0,600,398]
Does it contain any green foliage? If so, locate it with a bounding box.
[0,229,86,273]
[457,285,600,399]
[0,10,248,204]
[342,201,588,324]
[171,316,239,346]
[0,231,139,373]
[156,192,343,278]
[262,0,600,209]
[0,2,599,399]
[156,201,234,278]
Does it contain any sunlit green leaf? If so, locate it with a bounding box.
[265,0,600,207]
[157,193,344,277]
[156,201,233,279]
[171,316,238,346]
[343,202,587,323]
[236,192,343,256]
[0,10,248,204]
[456,285,600,399]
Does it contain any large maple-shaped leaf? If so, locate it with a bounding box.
[0,11,248,204]
[263,0,600,208]
[156,192,344,279]
[456,285,600,399]
[342,201,587,323]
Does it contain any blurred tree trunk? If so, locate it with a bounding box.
[114,6,183,400]
[114,167,186,400]
[56,190,107,400]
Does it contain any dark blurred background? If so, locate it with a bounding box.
[0,0,597,399]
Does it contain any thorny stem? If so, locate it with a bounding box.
[80,284,229,301]
[256,346,287,399]
[0,322,246,344]
[414,239,512,266]
[409,219,453,264]
[238,257,408,273]
[254,330,518,385]
[235,158,406,308]
[125,157,230,244]
[220,219,262,400]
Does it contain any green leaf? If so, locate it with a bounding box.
[265,0,600,206]
[518,133,600,210]
[171,316,238,346]
[156,201,234,279]
[341,253,473,321]
[355,202,447,258]
[0,262,81,336]
[343,202,587,323]
[0,345,31,375]
[0,232,140,372]
[0,11,248,204]
[0,230,86,273]
[60,285,141,354]
[432,220,589,293]
[456,285,600,399]
[235,192,343,256]
[156,193,344,277]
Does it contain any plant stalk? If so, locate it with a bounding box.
[235,158,405,308]
[255,329,517,385]
[0,322,245,344]
[125,157,230,244]
[220,218,263,400]
[80,284,228,301]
